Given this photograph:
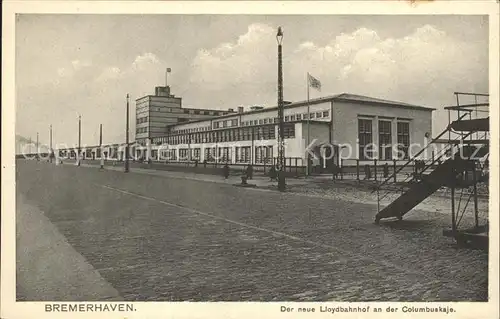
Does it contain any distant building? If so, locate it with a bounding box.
[135,85,237,146]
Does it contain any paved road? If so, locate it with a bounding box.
[16,160,488,301]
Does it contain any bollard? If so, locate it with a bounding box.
[241,175,248,185]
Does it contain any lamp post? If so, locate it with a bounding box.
[36,132,39,161]
[125,94,130,173]
[276,26,286,191]
[78,115,81,166]
[49,124,53,163]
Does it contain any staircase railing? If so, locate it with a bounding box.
[376,112,470,192]
[376,141,456,203]
[376,130,487,205]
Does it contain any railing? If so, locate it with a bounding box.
[376,130,487,207]
[377,112,470,191]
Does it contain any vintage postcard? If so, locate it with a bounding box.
[1,1,499,318]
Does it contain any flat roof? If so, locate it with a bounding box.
[169,92,435,128]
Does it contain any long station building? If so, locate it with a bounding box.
[57,84,435,169]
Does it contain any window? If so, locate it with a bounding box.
[218,147,231,163]
[379,120,392,160]
[358,119,373,160]
[303,113,309,119]
[255,127,263,140]
[283,123,295,138]
[236,146,251,163]
[204,147,216,162]
[191,148,201,160]
[203,111,209,115]
[164,149,177,161]
[255,146,273,164]
[290,115,296,121]
[179,149,189,161]
[264,118,268,124]
[241,128,250,141]
[285,116,289,122]
[323,111,329,118]
[231,119,238,127]
[259,119,264,125]
[269,126,276,139]
[310,113,316,119]
[316,112,322,118]
[194,110,200,115]
[296,114,302,120]
[184,109,189,114]
[397,122,410,159]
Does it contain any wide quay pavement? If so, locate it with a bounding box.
[15,160,488,301]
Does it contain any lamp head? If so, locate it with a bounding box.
[276,26,283,44]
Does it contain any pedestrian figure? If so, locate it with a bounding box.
[364,164,371,180]
[203,159,207,168]
[194,159,199,167]
[269,166,277,181]
[383,163,389,178]
[246,164,253,180]
[223,163,230,179]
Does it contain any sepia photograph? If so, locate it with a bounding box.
[2,1,499,318]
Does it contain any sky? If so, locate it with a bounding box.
[15,14,489,149]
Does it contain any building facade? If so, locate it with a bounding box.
[57,93,434,169]
[135,86,237,145]
[143,93,434,167]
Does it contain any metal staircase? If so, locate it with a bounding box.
[374,92,489,248]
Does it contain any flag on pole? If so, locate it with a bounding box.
[308,73,322,91]
[166,68,172,73]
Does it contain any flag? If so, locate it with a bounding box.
[166,68,172,73]
[308,73,321,91]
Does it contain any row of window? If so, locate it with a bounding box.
[136,117,148,124]
[172,126,211,135]
[213,119,239,129]
[137,127,149,134]
[358,119,410,160]
[240,110,330,127]
[151,124,294,145]
[169,109,331,136]
[154,146,274,164]
[182,109,230,116]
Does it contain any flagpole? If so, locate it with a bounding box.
[306,72,310,177]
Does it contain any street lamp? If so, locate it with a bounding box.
[78,115,81,166]
[36,132,39,161]
[276,26,286,191]
[49,124,53,163]
[125,93,130,173]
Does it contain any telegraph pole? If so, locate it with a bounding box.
[99,124,104,169]
[125,94,130,173]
